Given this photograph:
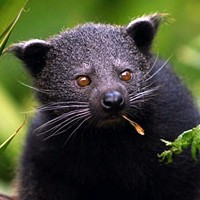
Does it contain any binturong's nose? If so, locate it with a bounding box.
[101,90,125,111]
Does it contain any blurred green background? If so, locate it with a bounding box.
[0,0,200,194]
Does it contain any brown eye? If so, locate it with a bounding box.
[120,70,132,82]
[76,76,91,87]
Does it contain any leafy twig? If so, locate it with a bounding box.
[158,124,200,163]
[0,116,26,156]
[0,0,28,55]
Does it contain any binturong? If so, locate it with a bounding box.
[8,14,200,200]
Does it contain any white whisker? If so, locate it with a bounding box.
[43,112,91,141]
[145,53,159,77]
[44,110,90,138]
[63,115,92,147]
[146,56,172,82]
[39,104,88,112]
[18,81,54,94]
[36,108,90,135]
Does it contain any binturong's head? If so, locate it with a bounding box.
[8,14,165,133]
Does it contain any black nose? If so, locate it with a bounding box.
[101,90,124,111]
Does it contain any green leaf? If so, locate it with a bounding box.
[191,125,200,159]
[158,124,200,163]
[0,0,28,55]
[0,133,17,156]
[0,117,26,156]
[0,0,28,157]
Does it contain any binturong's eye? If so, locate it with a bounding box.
[119,70,132,82]
[76,75,91,87]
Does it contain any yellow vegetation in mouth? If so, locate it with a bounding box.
[122,115,145,136]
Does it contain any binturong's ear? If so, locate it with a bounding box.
[126,14,167,52]
[7,39,52,77]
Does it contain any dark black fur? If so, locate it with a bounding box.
[10,14,200,200]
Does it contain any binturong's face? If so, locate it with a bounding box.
[9,14,164,135]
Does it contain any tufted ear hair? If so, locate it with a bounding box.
[126,14,166,52]
[7,39,52,77]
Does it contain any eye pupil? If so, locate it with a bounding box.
[120,70,132,81]
[76,76,91,87]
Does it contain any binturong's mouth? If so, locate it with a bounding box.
[98,113,145,136]
[98,90,145,135]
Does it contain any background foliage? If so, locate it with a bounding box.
[0,0,200,194]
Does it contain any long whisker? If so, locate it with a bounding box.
[40,101,89,107]
[129,103,141,110]
[18,81,54,94]
[35,109,90,135]
[62,115,92,147]
[144,53,159,77]
[43,112,91,141]
[139,80,158,92]
[38,104,89,112]
[129,87,158,102]
[146,56,172,82]
[44,110,91,138]
[35,113,69,135]
[37,101,89,112]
